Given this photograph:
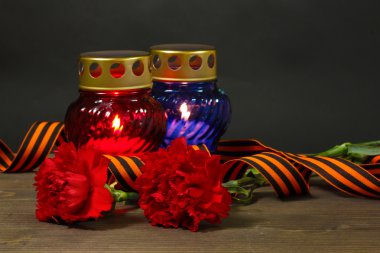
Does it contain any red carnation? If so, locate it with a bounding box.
[135,138,232,232]
[35,142,113,223]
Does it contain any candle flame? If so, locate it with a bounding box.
[112,115,124,133]
[179,102,191,121]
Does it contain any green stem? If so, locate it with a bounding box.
[105,184,139,203]
[223,176,261,204]
[223,176,257,188]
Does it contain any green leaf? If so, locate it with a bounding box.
[309,140,380,164]
[308,143,350,157]
[348,145,380,157]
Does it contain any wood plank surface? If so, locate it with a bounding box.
[0,173,379,253]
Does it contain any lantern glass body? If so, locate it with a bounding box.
[151,80,231,152]
[65,88,166,155]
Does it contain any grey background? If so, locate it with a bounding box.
[0,0,379,153]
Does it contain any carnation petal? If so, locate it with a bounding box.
[188,187,204,198]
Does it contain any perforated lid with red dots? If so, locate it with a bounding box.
[79,50,152,91]
[150,44,217,82]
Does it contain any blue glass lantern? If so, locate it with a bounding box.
[150,44,231,152]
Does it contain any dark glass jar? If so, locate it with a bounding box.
[150,44,231,152]
[65,51,166,155]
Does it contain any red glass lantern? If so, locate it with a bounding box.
[65,51,166,155]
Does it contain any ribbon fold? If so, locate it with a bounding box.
[2,121,380,199]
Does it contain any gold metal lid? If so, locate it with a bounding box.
[79,50,152,91]
[150,44,217,82]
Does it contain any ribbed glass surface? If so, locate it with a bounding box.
[65,89,166,155]
[151,80,231,152]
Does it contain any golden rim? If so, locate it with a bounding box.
[150,44,217,82]
[79,50,152,91]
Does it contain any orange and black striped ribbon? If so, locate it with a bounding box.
[217,139,380,198]
[2,121,380,199]
[0,122,65,173]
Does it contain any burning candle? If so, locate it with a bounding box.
[150,44,231,152]
[64,51,166,155]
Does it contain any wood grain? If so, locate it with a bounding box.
[0,173,379,253]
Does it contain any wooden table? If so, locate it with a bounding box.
[1,173,379,253]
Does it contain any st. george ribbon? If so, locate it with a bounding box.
[2,121,380,199]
